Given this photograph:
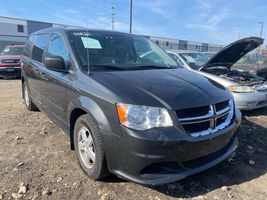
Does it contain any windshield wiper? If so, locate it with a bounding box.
[82,64,177,71]
[125,65,177,70]
[84,64,128,71]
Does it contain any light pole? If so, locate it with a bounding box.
[259,22,264,38]
[111,6,115,31]
[257,22,264,72]
[129,0,133,33]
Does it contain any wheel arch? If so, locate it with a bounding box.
[68,96,112,150]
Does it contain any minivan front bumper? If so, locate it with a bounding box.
[107,109,241,186]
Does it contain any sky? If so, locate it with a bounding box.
[0,0,266,45]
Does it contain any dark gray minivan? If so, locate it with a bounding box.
[21,28,241,185]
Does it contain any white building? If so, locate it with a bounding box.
[0,16,80,51]
[147,35,224,52]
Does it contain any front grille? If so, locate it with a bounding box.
[176,105,210,118]
[182,121,210,133]
[177,99,234,137]
[215,100,229,112]
[1,59,20,64]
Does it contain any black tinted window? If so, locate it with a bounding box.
[47,34,69,62]
[32,34,49,62]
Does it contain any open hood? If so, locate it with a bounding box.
[199,37,264,70]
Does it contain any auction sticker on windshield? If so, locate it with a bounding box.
[81,37,102,49]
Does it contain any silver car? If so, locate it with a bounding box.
[168,37,267,110]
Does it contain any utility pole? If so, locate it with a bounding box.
[129,0,133,33]
[111,6,115,30]
[259,22,264,38]
[258,22,264,52]
[257,22,264,72]
[238,32,241,39]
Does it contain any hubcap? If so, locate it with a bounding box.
[24,85,30,107]
[77,126,95,169]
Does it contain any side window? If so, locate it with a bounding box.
[32,34,49,62]
[47,33,69,63]
[23,35,35,57]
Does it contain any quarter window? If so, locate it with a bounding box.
[24,35,35,57]
[47,34,69,63]
[32,34,49,62]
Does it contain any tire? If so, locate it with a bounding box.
[74,114,110,180]
[23,82,38,111]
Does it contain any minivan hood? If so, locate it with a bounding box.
[200,37,263,70]
[91,69,231,110]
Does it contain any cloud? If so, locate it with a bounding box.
[137,0,175,19]
[186,7,230,32]
[195,0,213,10]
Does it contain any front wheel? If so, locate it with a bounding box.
[74,114,110,180]
[23,82,38,111]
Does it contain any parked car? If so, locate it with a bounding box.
[202,51,217,59]
[234,52,267,79]
[0,44,24,78]
[168,37,267,110]
[21,28,241,186]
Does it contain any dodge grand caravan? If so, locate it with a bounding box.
[21,28,241,185]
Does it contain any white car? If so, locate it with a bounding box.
[168,37,267,110]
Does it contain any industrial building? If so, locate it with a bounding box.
[147,35,224,52]
[0,16,80,51]
[0,16,224,52]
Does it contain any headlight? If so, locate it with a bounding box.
[228,85,255,93]
[116,103,173,130]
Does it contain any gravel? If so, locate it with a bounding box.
[1,79,267,200]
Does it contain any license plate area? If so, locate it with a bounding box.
[6,68,15,72]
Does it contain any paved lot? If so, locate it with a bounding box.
[0,79,267,200]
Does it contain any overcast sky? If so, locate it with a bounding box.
[0,0,266,45]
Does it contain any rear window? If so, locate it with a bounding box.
[31,34,49,63]
[1,46,24,55]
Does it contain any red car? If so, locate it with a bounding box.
[0,44,24,78]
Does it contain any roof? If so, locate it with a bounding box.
[167,50,198,54]
[202,51,218,54]
[30,27,136,37]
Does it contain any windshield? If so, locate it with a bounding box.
[179,53,209,70]
[69,31,179,72]
[1,46,23,55]
[203,52,216,59]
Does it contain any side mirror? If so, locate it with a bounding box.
[44,56,68,73]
